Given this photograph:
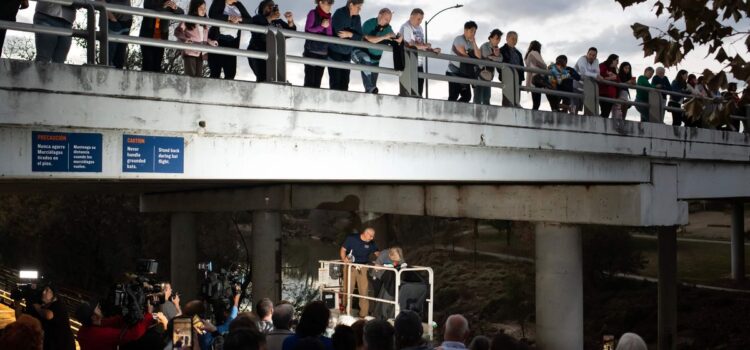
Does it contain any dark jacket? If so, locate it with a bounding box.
[139,0,184,40]
[328,6,362,56]
[670,79,688,103]
[247,14,296,51]
[0,0,24,21]
[207,0,252,48]
[500,44,525,83]
[651,75,671,99]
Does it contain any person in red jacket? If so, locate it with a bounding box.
[598,54,620,118]
[75,301,165,350]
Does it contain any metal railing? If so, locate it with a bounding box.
[319,260,434,339]
[1,0,748,133]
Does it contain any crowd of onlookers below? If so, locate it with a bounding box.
[1,289,653,350]
[0,0,747,131]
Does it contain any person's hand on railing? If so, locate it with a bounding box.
[207,39,218,47]
[337,30,353,39]
[228,15,242,24]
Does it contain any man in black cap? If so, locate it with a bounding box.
[394,310,429,350]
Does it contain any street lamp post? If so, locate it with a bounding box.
[424,4,463,99]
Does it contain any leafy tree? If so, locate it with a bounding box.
[1,36,36,60]
[616,0,750,84]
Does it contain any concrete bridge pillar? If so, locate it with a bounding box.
[535,222,583,350]
[171,212,199,300]
[658,227,677,350]
[731,201,745,282]
[252,211,282,302]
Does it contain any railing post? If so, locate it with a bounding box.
[275,28,286,83]
[266,28,279,83]
[583,77,599,116]
[501,66,519,107]
[399,49,418,97]
[96,1,109,66]
[648,90,665,123]
[84,2,96,65]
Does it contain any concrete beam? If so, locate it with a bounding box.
[141,182,688,227]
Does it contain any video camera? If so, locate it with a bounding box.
[199,262,245,303]
[109,259,167,325]
[10,270,45,305]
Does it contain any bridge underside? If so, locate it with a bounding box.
[2,59,749,350]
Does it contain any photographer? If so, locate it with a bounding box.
[157,282,182,321]
[247,0,296,82]
[18,285,76,350]
[76,301,167,350]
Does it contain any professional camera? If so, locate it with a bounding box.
[108,259,167,325]
[199,262,245,302]
[10,270,45,305]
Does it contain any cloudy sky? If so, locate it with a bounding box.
[5,0,742,111]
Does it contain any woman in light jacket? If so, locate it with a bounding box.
[175,0,218,77]
[524,40,546,110]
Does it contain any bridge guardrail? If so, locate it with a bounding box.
[0,0,747,133]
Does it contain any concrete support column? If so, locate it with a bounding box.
[658,227,677,350]
[252,211,282,302]
[731,202,745,282]
[171,212,198,301]
[535,222,583,350]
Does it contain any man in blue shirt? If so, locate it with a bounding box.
[351,8,403,94]
[339,227,380,317]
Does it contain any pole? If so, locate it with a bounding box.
[423,4,463,99]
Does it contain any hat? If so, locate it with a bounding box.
[394,310,423,341]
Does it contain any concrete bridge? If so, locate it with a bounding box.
[1,58,749,349]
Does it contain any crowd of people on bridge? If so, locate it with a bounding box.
[0,0,747,130]
[0,226,657,349]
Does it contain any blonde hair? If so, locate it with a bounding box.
[388,247,403,262]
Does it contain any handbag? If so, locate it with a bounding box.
[532,74,550,89]
[478,67,494,81]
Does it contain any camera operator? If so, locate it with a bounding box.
[18,285,76,350]
[157,282,182,321]
[76,301,168,350]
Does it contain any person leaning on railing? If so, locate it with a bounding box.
[398,8,440,98]
[0,0,29,57]
[546,55,576,114]
[524,40,545,110]
[303,0,335,88]
[248,0,296,82]
[611,61,636,119]
[473,29,503,106]
[139,0,185,73]
[669,69,690,126]
[598,54,620,118]
[328,0,364,91]
[174,0,218,78]
[33,0,75,64]
[207,0,251,80]
[352,8,401,94]
[446,21,481,103]
[634,67,655,122]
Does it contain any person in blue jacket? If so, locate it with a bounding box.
[328,0,364,91]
